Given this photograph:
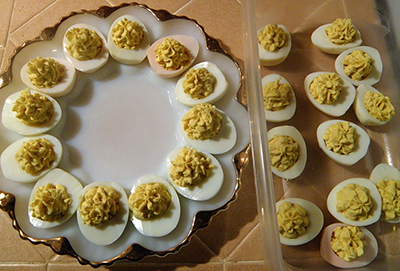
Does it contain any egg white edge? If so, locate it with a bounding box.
[129,174,181,237]
[257,24,291,66]
[276,198,324,246]
[316,119,370,166]
[354,84,389,126]
[304,72,356,117]
[326,178,382,226]
[28,168,83,228]
[267,125,307,180]
[174,61,229,106]
[166,146,224,201]
[107,15,150,65]
[77,181,129,246]
[261,73,296,122]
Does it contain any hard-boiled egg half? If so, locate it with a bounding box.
[107,15,150,64]
[327,178,381,227]
[335,46,383,86]
[0,134,62,183]
[267,125,307,180]
[320,223,378,268]
[174,61,228,106]
[304,72,356,117]
[276,198,324,246]
[370,163,400,223]
[262,74,296,122]
[129,175,180,237]
[20,57,76,97]
[2,89,62,136]
[354,84,395,126]
[28,168,83,228]
[311,21,362,54]
[180,105,237,155]
[77,181,129,246]
[257,24,291,66]
[316,120,370,166]
[166,146,224,201]
[63,23,109,73]
[147,35,199,78]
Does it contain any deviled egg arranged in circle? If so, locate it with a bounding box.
[316,120,370,166]
[276,198,324,246]
[304,72,356,117]
[77,181,129,246]
[257,24,291,66]
[147,34,199,78]
[335,46,383,86]
[63,23,109,73]
[28,168,83,228]
[2,89,62,136]
[320,223,378,268]
[166,146,224,201]
[354,84,395,126]
[327,178,381,227]
[0,134,62,183]
[174,61,228,106]
[107,15,150,64]
[267,125,307,180]
[262,74,296,122]
[129,175,180,237]
[20,57,76,97]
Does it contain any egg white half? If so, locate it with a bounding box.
[147,35,199,78]
[262,74,296,122]
[304,72,356,117]
[180,108,237,155]
[107,15,150,65]
[276,198,324,246]
[327,178,382,227]
[335,46,383,86]
[175,61,228,106]
[257,24,291,66]
[316,119,370,166]
[130,175,181,237]
[0,134,62,183]
[28,168,83,228]
[320,223,378,268]
[63,23,109,73]
[2,89,62,136]
[166,147,224,201]
[77,181,129,246]
[311,23,362,54]
[20,57,76,97]
[267,125,307,180]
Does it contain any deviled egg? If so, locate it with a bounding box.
[174,61,228,106]
[316,120,370,166]
[311,18,362,54]
[28,168,83,228]
[327,178,381,227]
[267,125,307,180]
[20,57,76,97]
[129,175,180,237]
[0,134,62,183]
[107,15,150,64]
[257,24,291,66]
[147,35,199,78]
[354,84,395,126]
[262,74,296,122]
[2,88,62,136]
[304,72,356,117]
[166,146,224,201]
[320,223,378,268]
[63,23,109,73]
[335,46,383,86]
[77,181,129,246]
[276,198,324,246]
